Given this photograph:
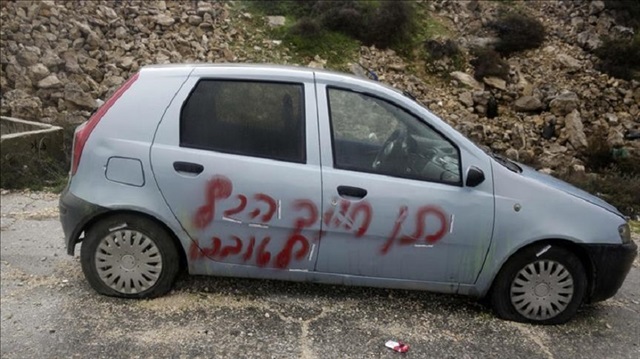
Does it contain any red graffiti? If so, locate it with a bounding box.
[223,194,247,217]
[220,236,243,258]
[203,237,222,257]
[382,205,448,254]
[335,200,350,227]
[276,233,310,269]
[323,207,334,226]
[194,176,233,229]
[273,200,319,268]
[381,206,408,254]
[346,202,372,237]
[256,237,272,267]
[242,237,255,262]
[400,206,448,244]
[248,193,277,222]
[189,240,201,260]
[292,200,318,230]
[189,174,449,269]
[323,199,373,238]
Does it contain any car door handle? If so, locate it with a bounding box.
[337,185,367,199]
[173,161,204,175]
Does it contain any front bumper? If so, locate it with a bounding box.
[582,241,638,303]
[59,187,108,255]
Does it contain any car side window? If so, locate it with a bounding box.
[328,87,461,185]
[181,80,305,163]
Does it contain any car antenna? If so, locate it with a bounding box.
[358,62,379,81]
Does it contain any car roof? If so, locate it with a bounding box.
[140,63,403,94]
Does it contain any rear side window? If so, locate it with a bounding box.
[180,80,306,163]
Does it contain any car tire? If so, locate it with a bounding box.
[490,244,587,325]
[80,214,180,298]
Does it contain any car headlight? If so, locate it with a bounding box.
[619,223,631,244]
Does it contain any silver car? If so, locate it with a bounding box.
[59,64,637,324]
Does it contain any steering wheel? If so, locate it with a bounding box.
[422,147,460,183]
[372,128,410,173]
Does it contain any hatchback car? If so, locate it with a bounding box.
[59,64,637,324]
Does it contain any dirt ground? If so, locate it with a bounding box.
[1,191,639,359]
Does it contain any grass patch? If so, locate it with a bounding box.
[630,221,640,235]
[397,3,452,58]
[274,25,359,69]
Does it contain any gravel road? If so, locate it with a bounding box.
[1,191,639,359]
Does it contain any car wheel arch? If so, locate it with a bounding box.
[487,238,594,301]
[76,210,188,272]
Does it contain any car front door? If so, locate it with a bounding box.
[151,69,322,271]
[314,79,495,284]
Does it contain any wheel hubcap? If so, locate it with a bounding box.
[510,260,574,321]
[95,229,163,294]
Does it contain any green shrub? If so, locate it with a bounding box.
[0,149,68,190]
[289,17,322,37]
[582,129,613,172]
[470,47,510,81]
[424,39,461,60]
[489,12,545,55]
[576,130,640,216]
[582,129,640,176]
[320,5,365,41]
[594,35,640,81]
[605,0,640,29]
[259,1,416,50]
[362,1,415,49]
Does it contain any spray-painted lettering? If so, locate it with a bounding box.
[381,205,448,254]
[190,175,450,268]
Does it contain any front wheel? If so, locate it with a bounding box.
[80,214,181,298]
[490,244,587,324]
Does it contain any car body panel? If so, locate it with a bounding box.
[468,162,628,297]
[63,66,195,255]
[312,77,495,285]
[518,164,622,216]
[150,67,323,272]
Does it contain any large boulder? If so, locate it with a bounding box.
[15,46,40,67]
[550,91,580,116]
[64,83,98,110]
[450,71,484,90]
[564,110,588,149]
[3,89,43,120]
[37,74,62,89]
[155,14,175,27]
[483,77,506,91]
[28,64,50,81]
[514,96,543,112]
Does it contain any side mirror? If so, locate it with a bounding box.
[466,166,485,187]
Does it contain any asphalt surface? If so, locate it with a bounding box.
[1,191,639,359]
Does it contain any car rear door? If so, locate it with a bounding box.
[314,75,495,285]
[150,67,322,271]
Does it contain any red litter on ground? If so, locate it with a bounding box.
[385,340,410,353]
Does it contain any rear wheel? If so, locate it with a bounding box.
[80,214,180,298]
[490,244,587,324]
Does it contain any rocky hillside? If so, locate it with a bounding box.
[0,1,638,191]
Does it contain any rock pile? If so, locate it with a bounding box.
[0,0,638,173]
[1,0,288,126]
[355,0,639,171]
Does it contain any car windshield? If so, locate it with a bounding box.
[399,89,522,174]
